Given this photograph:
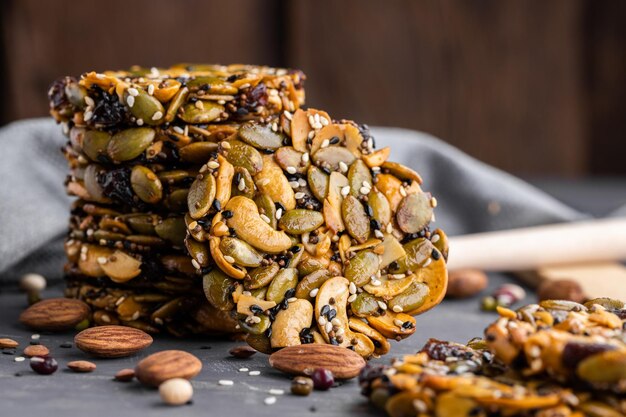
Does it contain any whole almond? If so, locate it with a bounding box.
[75,325,153,358]
[537,279,585,303]
[269,344,366,379]
[67,360,97,372]
[114,368,135,382]
[19,298,90,331]
[229,345,257,359]
[0,338,19,349]
[23,344,49,357]
[135,350,202,387]
[446,269,488,298]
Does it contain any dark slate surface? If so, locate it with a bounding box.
[0,179,623,416]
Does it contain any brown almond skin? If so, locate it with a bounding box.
[0,338,19,349]
[229,345,257,359]
[67,360,97,372]
[269,344,366,379]
[135,350,202,387]
[19,298,90,331]
[445,269,488,299]
[114,368,135,382]
[538,279,586,303]
[75,325,153,358]
[23,345,49,357]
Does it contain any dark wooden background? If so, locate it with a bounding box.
[1,0,625,177]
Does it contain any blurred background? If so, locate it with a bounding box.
[1,0,625,177]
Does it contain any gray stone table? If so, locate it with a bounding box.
[1,179,624,417]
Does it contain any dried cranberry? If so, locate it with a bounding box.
[88,87,129,128]
[30,356,58,375]
[311,368,334,390]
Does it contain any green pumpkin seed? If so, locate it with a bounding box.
[342,195,371,243]
[186,76,237,95]
[255,194,277,229]
[275,146,308,174]
[348,159,372,197]
[154,217,186,248]
[165,188,189,213]
[130,165,163,204]
[239,314,270,335]
[92,230,125,242]
[164,86,189,122]
[125,234,165,247]
[368,190,392,227]
[389,238,434,274]
[577,349,626,384]
[307,165,329,201]
[246,332,273,354]
[245,263,280,290]
[285,244,304,268]
[188,173,216,219]
[185,237,210,267]
[583,298,625,310]
[251,286,268,300]
[126,89,165,126]
[297,256,326,277]
[107,128,155,162]
[539,300,588,312]
[82,130,112,162]
[151,297,185,322]
[312,146,356,171]
[266,268,298,304]
[65,82,87,108]
[295,269,332,300]
[396,192,433,234]
[350,293,380,317]
[83,164,108,202]
[278,209,324,234]
[223,140,263,175]
[344,250,380,286]
[179,101,224,124]
[179,142,220,164]
[203,269,237,311]
[231,166,255,199]
[157,169,196,184]
[125,214,158,235]
[220,237,263,267]
[238,122,285,150]
[388,281,429,313]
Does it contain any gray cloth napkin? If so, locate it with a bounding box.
[0,119,592,284]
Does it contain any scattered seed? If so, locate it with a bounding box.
[218,379,234,386]
[264,396,277,405]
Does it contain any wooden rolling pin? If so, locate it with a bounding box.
[447,218,626,300]
[446,218,626,272]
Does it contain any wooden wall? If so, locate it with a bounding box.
[1,0,624,176]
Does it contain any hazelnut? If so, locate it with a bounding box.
[446,269,488,298]
[537,280,585,303]
[159,378,193,405]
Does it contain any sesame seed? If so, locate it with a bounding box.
[223,255,236,264]
[84,96,95,107]
[430,197,438,207]
[242,291,252,296]
[339,161,348,173]
[399,187,407,197]
[298,178,307,187]
[31,334,40,340]
[248,371,261,376]
[314,113,320,123]
[360,186,371,195]
[207,161,220,169]
[136,118,144,126]
[127,87,139,97]
[126,95,135,107]
[309,288,319,298]
[239,83,251,90]
[250,316,262,324]
[308,115,316,128]
[289,181,299,189]
[258,178,270,186]
[191,259,201,270]
[14,356,25,362]
[386,223,393,233]
[238,368,249,372]
[318,316,327,326]
[83,110,93,121]
[335,327,345,336]
[331,318,341,326]
[423,258,432,267]
[389,273,406,280]
[347,294,357,303]
[220,140,231,149]
[371,166,381,173]
[374,230,384,239]
[431,233,440,243]
[377,301,388,310]
[283,110,293,120]
[218,380,234,386]
[147,84,155,95]
[287,297,298,303]
[151,111,163,121]
[238,178,246,191]
[349,282,357,294]
[101,314,112,323]
[97,257,108,265]
[260,214,271,224]
[321,139,330,148]
[302,153,309,162]
[173,126,184,134]
[269,389,284,395]
[195,100,204,110]
[286,166,297,174]
[264,396,277,405]
[371,279,382,287]
[308,130,315,140]
[275,208,283,219]
[320,116,329,126]
[271,122,278,132]
[392,306,404,313]
[324,322,333,333]
[341,186,351,197]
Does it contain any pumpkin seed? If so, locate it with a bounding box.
[187,172,216,219]
[275,146,309,175]
[350,292,381,318]
[151,297,186,323]
[152,79,181,103]
[220,237,263,267]
[344,250,380,287]
[126,89,165,126]
[178,101,224,124]
[107,128,155,162]
[83,164,109,203]
[157,169,196,184]
[279,209,324,234]
[238,122,285,150]
[368,190,392,227]
[165,188,190,213]
[312,146,356,171]
[186,76,238,95]
[209,235,246,279]
[348,159,372,197]
[184,237,210,267]
[362,147,390,168]
[100,250,142,283]
[342,195,371,244]
[296,252,330,276]
[584,298,625,310]
[154,217,186,248]
[179,142,220,164]
[164,86,189,122]
[254,194,277,229]
[125,234,165,247]
[239,313,271,336]
[232,167,256,199]
[255,155,295,210]
[390,238,434,274]
[82,130,112,162]
[266,268,298,304]
[203,269,237,311]
[388,281,429,313]
[295,269,332,300]
[396,192,433,234]
[307,165,329,201]
[224,140,264,175]
[577,349,626,384]
[405,256,447,315]
[245,263,280,290]
[214,155,234,208]
[130,165,163,204]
